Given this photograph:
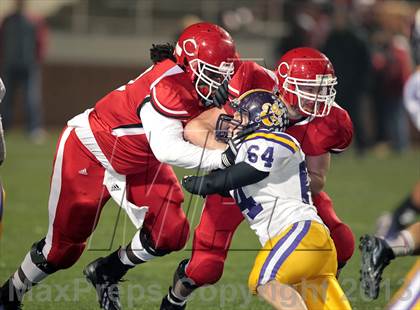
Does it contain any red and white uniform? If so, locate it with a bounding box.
[43,59,225,269]
[227,61,277,99]
[81,59,224,174]
[286,105,352,155]
[185,61,354,286]
[228,61,353,155]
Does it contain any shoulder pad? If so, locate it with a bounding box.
[244,130,300,154]
[151,76,197,119]
[328,104,354,153]
[228,61,276,99]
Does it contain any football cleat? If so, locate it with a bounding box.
[84,257,123,310]
[359,234,395,299]
[0,279,22,310]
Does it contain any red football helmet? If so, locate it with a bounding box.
[175,22,237,105]
[275,47,337,117]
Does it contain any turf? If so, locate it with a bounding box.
[0,129,418,309]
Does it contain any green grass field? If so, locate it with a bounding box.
[0,129,418,309]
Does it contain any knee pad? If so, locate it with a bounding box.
[139,228,171,257]
[330,223,355,265]
[186,252,225,286]
[149,217,190,253]
[46,240,85,270]
[185,230,230,286]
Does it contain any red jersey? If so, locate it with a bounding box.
[87,59,204,175]
[285,104,353,155]
[227,61,277,100]
[227,61,353,155]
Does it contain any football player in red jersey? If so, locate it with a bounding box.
[161,48,355,310]
[0,23,238,310]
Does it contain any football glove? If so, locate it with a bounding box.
[221,125,257,167]
[182,175,205,196]
[211,80,229,108]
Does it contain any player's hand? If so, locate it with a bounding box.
[182,175,204,195]
[211,80,229,108]
[221,125,256,167]
[221,139,237,167]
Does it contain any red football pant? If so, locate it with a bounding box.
[186,192,354,286]
[312,191,355,266]
[43,127,188,269]
[186,194,244,286]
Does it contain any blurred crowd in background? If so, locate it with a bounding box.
[275,0,419,156]
[0,0,419,154]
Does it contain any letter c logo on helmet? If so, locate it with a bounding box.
[175,22,237,105]
[182,39,197,57]
[277,62,289,79]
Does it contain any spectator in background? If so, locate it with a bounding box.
[274,0,312,56]
[0,0,48,143]
[403,8,420,132]
[370,1,413,154]
[323,4,371,155]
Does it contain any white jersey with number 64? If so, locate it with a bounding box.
[231,129,324,245]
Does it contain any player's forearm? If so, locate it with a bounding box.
[184,162,269,195]
[306,153,330,194]
[308,173,326,194]
[184,108,226,150]
[154,138,224,170]
[140,103,224,170]
[183,127,226,150]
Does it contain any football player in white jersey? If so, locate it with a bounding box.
[182,89,351,310]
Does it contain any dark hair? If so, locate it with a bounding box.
[150,43,176,64]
